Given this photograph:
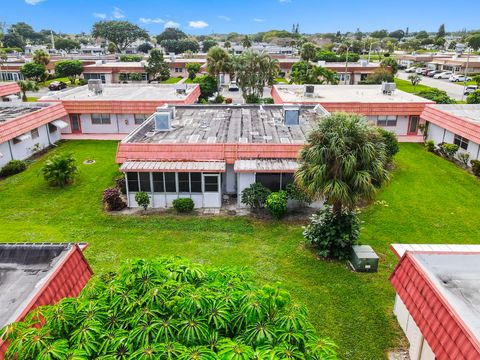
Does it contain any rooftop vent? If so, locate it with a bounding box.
[169,52,176,61]
[317,60,326,67]
[87,79,103,95]
[359,59,368,67]
[381,82,396,95]
[154,106,175,131]
[175,83,188,95]
[283,105,300,126]
[304,85,315,98]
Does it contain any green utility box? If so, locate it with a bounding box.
[350,245,379,273]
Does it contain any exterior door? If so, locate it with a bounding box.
[203,174,221,208]
[70,114,81,133]
[408,116,419,135]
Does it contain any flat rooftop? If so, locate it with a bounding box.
[0,102,51,123]
[124,104,328,144]
[413,252,480,340]
[432,104,480,125]
[40,83,198,101]
[0,243,73,327]
[274,84,430,103]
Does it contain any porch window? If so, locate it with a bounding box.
[127,172,139,192]
[204,175,219,192]
[91,114,111,125]
[255,173,294,192]
[48,123,57,133]
[178,173,190,192]
[31,128,39,139]
[134,114,148,125]
[454,134,469,150]
[126,172,150,192]
[139,172,151,192]
[377,115,397,127]
[152,172,165,192]
[164,172,177,193]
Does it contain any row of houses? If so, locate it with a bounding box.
[396,53,480,74]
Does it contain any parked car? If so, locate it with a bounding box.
[464,85,479,95]
[415,68,427,74]
[48,81,67,91]
[405,67,417,73]
[228,81,239,92]
[449,74,472,82]
[433,71,453,79]
[427,70,442,77]
[420,68,432,76]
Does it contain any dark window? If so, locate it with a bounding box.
[190,173,202,193]
[256,173,281,192]
[31,128,39,139]
[48,123,57,133]
[152,172,164,192]
[204,175,219,192]
[139,172,151,192]
[454,134,469,150]
[377,115,397,127]
[127,172,139,192]
[165,172,176,192]
[91,114,111,125]
[134,114,148,125]
[178,172,190,192]
[281,173,294,189]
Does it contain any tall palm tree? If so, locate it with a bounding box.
[296,113,389,215]
[32,49,50,66]
[242,35,252,49]
[206,46,231,91]
[17,80,39,101]
[312,66,339,85]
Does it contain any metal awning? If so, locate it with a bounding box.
[234,159,299,173]
[51,120,69,129]
[14,133,32,142]
[120,161,226,172]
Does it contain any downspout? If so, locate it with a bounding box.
[45,124,52,145]
[7,140,14,161]
[116,114,120,134]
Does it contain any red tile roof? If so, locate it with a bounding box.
[0,82,20,97]
[390,251,480,360]
[0,244,93,357]
[0,103,68,143]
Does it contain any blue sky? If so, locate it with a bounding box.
[2,0,480,35]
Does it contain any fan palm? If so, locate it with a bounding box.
[296,112,389,215]
[41,153,78,187]
[17,80,39,101]
[206,46,231,91]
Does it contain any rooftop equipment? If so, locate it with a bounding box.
[154,106,175,131]
[175,83,188,95]
[283,105,300,125]
[381,82,396,95]
[304,85,315,98]
[349,245,379,272]
[87,79,103,95]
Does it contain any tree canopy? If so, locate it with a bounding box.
[160,39,200,54]
[144,49,170,81]
[32,49,50,66]
[55,60,83,84]
[20,62,46,81]
[55,38,81,52]
[156,27,187,42]
[92,21,149,52]
[291,61,338,85]
[1,257,338,359]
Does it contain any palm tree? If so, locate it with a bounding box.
[17,80,39,101]
[206,46,231,91]
[300,42,317,62]
[312,66,339,85]
[296,112,389,215]
[32,49,50,66]
[242,35,252,49]
[42,153,78,187]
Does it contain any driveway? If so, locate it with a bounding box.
[397,71,469,101]
[220,86,272,104]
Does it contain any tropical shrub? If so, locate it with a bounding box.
[285,182,312,206]
[466,90,480,104]
[303,206,360,260]
[0,160,27,178]
[172,198,195,213]
[119,54,143,62]
[42,153,77,187]
[378,128,399,162]
[241,182,271,209]
[265,191,288,219]
[1,257,338,359]
[438,143,459,160]
[417,88,455,104]
[471,160,480,176]
[103,187,126,211]
[213,95,225,104]
[115,175,127,194]
[135,191,150,210]
[425,140,436,152]
[458,152,470,168]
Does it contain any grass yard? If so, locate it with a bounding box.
[1,141,480,359]
[161,77,183,84]
[394,78,433,94]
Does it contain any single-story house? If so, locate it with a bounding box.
[39,83,200,137]
[115,104,329,209]
[428,56,480,74]
[390,243,480,360]
[0,243,93,357]
[272,84,433,140]
[422,104,480,163]
[0,102,68,168]
[0,82,21,102]
[395,54,451,68]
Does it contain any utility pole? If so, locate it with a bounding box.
[344,46,351,85]
[461,47,471,101]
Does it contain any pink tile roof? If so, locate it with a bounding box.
[0,82,20,97]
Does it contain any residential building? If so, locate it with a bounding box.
[390,243,480,360]
[0,243,92,357]
[272,84,433,140]
[428,55,480,74]
[0,82,21,102]
[115,104,329,209]
[395,53,451,68]
[39,83,200,137]
[422,104,480,163]
[0,102,68,168]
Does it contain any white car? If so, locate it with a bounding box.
[449,74,472,82]
[228,81,239,91]
[405,67,417,73]
[433,71,453,79]
[415,68,426,74]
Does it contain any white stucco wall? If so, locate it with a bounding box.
[236,172,256,207]
[225,164,236,194]
[61,114,147,135]
[367,115,410,135]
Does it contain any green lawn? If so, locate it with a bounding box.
[1,141,480,359]
[275,77,288,84]
[394,78,432,94]
[184,78,195,84]
[26,97,38,102]
[161,77,183,84]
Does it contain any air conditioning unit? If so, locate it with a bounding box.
[382,82,396,95]
[304,85,315,97]
[283,105,300,125]
[349,245,379,273]
[175,83,188,95]
[154,111,172,131]
[359,59,368,67]
[87,79,103,94]
[317,61,326,67]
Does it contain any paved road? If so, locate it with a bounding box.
[219,86,272,104]
[397,70,469,101]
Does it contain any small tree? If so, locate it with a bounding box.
[42,153,78,187]
[194,75,218,100]
[32,50,50,66]
[378,128,399,162]
[137,42,153,53]
[265,191,288,219]
[55,38,81,52]
[206,46,231,90]
[242,35,252,48]
[135,191,150,210]
[144,49,170,81]
[408,74,422,90]
[17,80,39,101]
[20,62,46,82]
[241,183,271,210]
[55,60,83,85]
[92,20,149,52]
[186,62,201,80]
[472,75,480,87]
[300,42,317,62]
[467,90,480,104]
[458,152,470,168]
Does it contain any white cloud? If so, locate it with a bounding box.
[93,13,107,19]
[164,20,180,29]
[218,15,231,21]
[253,18,265,22]
[25,0,45,4]
[113,7,125,19]
[139,17,164,24]
[188,20,208,29]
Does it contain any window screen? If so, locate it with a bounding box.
[281,173,294,189]
[152,172,164,192]
[204,175,219,192]
[164,172,176,192]
[127,172,139,192]
[256,173,281,192]
[134,114,148,125]
[454,134,469,150]
[190,173,202,193]
[178,173,190,192]
[139,172,151,192]
[91,114,111,125]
